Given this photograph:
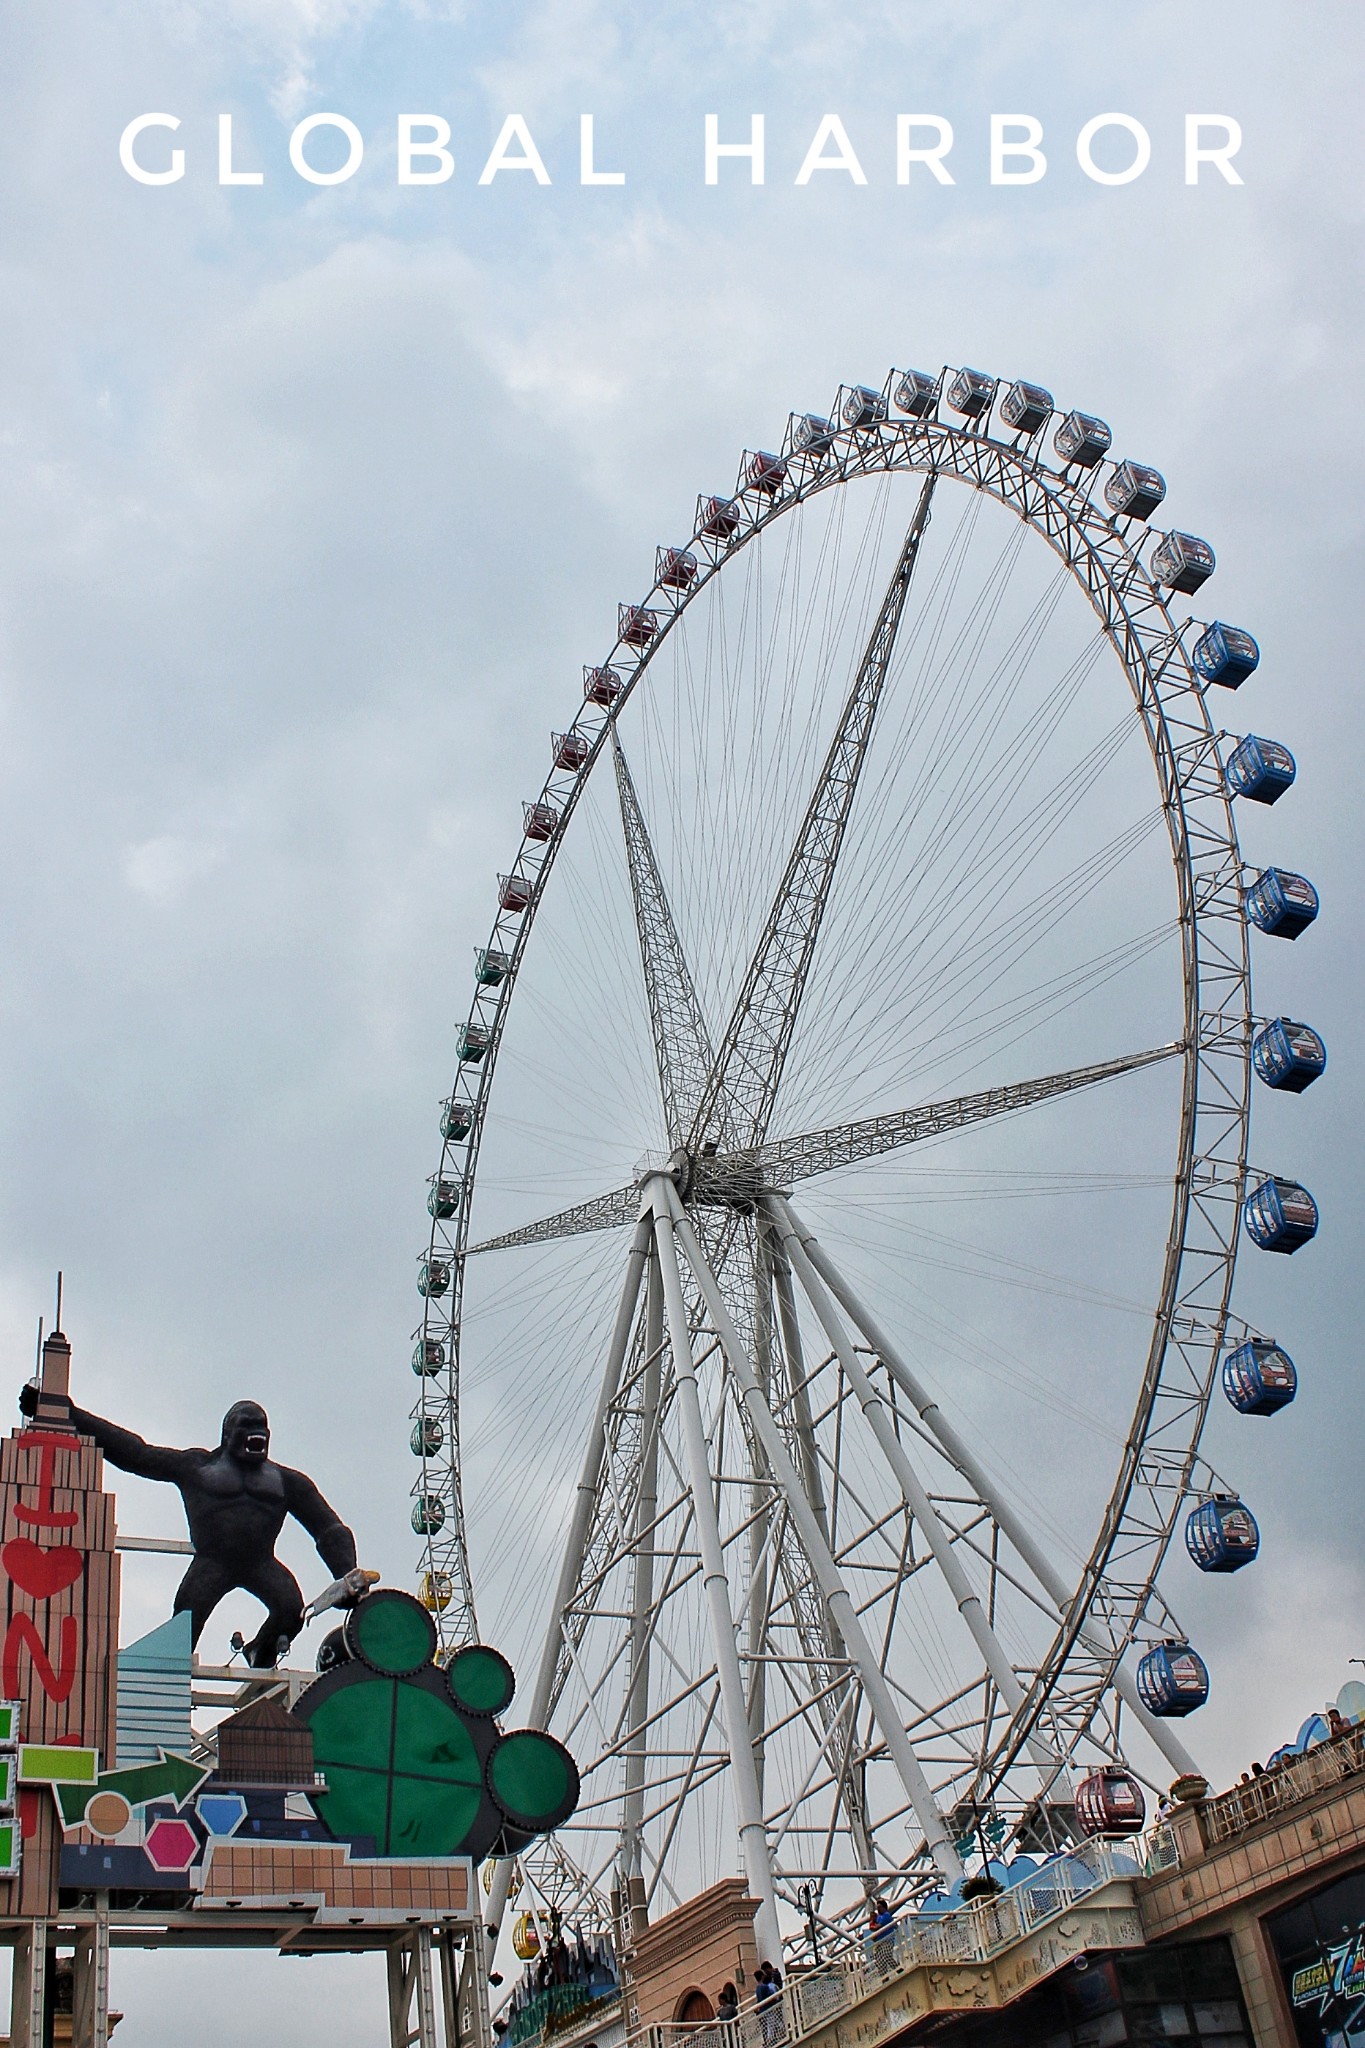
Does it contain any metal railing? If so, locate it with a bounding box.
[1201,1727,1365,1847]
[634,1840,1139,2048]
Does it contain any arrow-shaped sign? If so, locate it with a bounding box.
[55,1750,211,1826]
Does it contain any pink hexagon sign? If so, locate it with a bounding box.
[144,1817,199,1873]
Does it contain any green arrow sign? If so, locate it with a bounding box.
[56,1750,211,1826]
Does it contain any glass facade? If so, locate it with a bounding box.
[918,1939,1251,2047]
[1266,1866,1365,2047]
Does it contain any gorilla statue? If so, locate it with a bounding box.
[24,1389,357,1668]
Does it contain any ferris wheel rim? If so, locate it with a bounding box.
[412,370,1251,1795]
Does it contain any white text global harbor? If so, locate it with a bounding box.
[117,112,1247,189]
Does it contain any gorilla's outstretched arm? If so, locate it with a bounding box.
[66,1404,199,1483]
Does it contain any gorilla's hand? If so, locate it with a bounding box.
[18,1382,38,1418]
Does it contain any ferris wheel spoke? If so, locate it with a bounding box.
[467,1184,638,1253]
[689,475,937,1154]
[702,1040,1182,1198]
[613,729,726,1147]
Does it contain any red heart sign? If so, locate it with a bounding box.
[1,1538,85,1600]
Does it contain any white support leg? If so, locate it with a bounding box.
[621,1247,664,1894]
[764,1192,1060,1780]
[658,1178,963,1881]
[487,1211,654,1939]
[649,1184,783,1959]
[783,1200,1200,1782]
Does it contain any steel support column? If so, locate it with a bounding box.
[782,1199,1200,1781]
[661,1179,963,1880]
[648,1178,782,1959]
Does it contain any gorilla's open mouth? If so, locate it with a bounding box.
[242,1431,268,1456]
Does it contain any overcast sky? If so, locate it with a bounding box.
[2,2,1362,2039]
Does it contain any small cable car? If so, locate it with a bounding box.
[411,1416,444,1458]
[584,665,623,705]
[1192,621,1259,688]
[412,1339,446,1378]
[411,1494,446,1535]
[440,1099,472,1141]
[696,496,740,540]
[746,451,787,495]
[428,1177,462,1221]
[552,729,591,771]
[999,381,1053,435]
[617,606,659,650]
[1104,461,1166,520]
[1245,868,1319,939]
[1151,530,1216,595]
[792,413,833,455]
[418,1257,450,1300]
[841,385,887,429]
[458,1024,491,1063]
[1185,1494,1260,1573]
[1244,1175,1319,1254]
[523,803,559,844]
[1136,1640,1210,1718]
[1053,410,1111,467]
[657,546,698,590]
[498,873,532,914]
[420,1571,453,1613]
[894,369,938,418]
[1222,1338,1297,1415]
[476,948,512,986]
[1226,735,1296,805]
[512,1913,540,1961]
[1253,1017,1326,1093]
[1075,1768,1146,1836]
[948,367,996,417]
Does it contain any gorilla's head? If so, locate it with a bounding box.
[221,1401,270,1464]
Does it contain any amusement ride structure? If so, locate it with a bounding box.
[408,365,1323,1968]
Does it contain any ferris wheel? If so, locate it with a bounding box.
[406,365,1322,1958]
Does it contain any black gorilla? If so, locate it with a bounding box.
[51,1395,356,1668]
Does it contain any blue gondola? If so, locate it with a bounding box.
[458,1022,492,1062]
[428,1177,462,1220]
[1244,1176,1319,1254]
[1226,735,1296,805]
[1245,867,1319,939]
[1053,410,1111,467]
[1152,530,1216,594]
[412,1339,446,1378]
[1104,460,1166,520]
[1136,1640,1210,1717]
[1253,1018,1326,1093]
[1223,1338,1297,1415]
[1192,621,1260,688]
[1185,1494,1260,1573]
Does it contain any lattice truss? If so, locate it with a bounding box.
[408,375,1261,1954]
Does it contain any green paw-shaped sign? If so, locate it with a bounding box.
[293,1589,578,1860]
